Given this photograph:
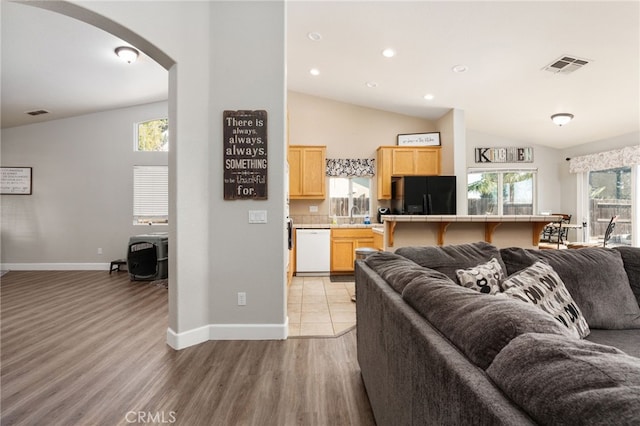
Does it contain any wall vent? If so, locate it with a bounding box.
[542,55,590,74]
[25,109,50,116]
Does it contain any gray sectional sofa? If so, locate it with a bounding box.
[355,242,640,426]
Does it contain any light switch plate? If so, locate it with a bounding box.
[248,210,267,224]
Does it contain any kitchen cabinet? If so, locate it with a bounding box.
[376,146,441,200]
[289,145,326,199]
[330,228,374,273]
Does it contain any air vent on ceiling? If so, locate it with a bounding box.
[25,109,50,116]
[542,55,590,74]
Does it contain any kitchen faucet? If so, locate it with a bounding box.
[350,206,360,224]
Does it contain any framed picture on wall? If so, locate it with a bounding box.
[397,132,441,146]
[1,167,32,195]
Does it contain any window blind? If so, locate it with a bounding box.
[133,165,168,221]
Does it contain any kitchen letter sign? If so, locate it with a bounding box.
[475,147,533,163]
[223,110,268,200]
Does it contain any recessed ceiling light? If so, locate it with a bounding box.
[423,94,435,101]
[452,64,468,73]
[307,32,322,41]
[310,68,320,76]
[382,48,396,58]
[365,81,378,88]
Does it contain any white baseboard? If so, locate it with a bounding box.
[166,319,288,350]
[0,263,110,271]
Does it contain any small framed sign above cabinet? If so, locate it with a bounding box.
[397,132,441,147]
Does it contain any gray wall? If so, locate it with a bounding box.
[11,1,288,348]
[1,102,168,267]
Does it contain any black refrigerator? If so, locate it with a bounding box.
[392,176,456,215]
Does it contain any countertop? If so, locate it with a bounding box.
[380,214,560,223]
[293,223,383,229]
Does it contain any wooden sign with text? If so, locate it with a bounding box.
[223,110,268,200]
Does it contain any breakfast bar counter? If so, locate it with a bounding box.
[381,214,561,251]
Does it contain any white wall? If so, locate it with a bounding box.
[287,91,436,217]
[1,102,168,267]
[465,129,564,214]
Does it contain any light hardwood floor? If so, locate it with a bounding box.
[1,271,375,426]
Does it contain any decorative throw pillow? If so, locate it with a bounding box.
[455,258,505,295]
[501,261,590,338]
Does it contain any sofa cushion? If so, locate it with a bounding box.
[455,257,504,295]
[397,241,506,282]
[501,261,590,338]
[364,251,450,294]
[487,333,640,426]
[586,329,640,359]
[402,276,574,370]
[614,246,640,308]
[500,247,640,329]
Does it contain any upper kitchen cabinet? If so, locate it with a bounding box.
[289,145,326,199]
[376,146,441,199]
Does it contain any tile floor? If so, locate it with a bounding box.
[287,275,356,337]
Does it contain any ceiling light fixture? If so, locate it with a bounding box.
[452,64,468,73]
[309,68,320,76]
[423,94,435,101]
[382,48,396,58]
[307,32,322,41]
[551,113,574,126]
[365,81,378,88]
[115,46,139,64]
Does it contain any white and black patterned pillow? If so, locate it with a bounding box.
[500,261,590,339]
[455,257,505,295]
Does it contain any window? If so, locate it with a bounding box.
[133,165,168,225]
[136,118,168,151]
[467,169,536,215]
[588,166,632,245]
[329,177,371,218]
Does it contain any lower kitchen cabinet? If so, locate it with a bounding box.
[330,228,374,273]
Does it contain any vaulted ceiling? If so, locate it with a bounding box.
[2,1,638,150]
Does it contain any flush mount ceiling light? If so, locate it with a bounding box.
[382,48,396,58]
[115,46,139,64]
[365,81,378,88]
[309,68,320,76]
[452,64,468,73]
[423,94,435,101]
[307,32,322,41]
[551,113,574,126]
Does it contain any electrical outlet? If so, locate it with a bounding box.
[309,205,318,213]
[97,248,103,255]
[237,292,247,306]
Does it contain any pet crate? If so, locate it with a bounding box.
[127,233,168,280]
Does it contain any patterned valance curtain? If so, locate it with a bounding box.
[569,145,640,173]
[326,158,375,177]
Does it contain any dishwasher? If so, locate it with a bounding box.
[296,229,331,276]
